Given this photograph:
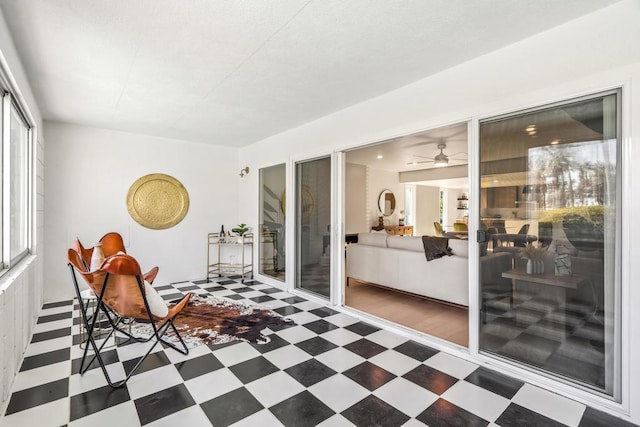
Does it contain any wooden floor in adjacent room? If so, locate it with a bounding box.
[345,279,469,347]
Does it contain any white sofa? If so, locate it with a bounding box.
[346,233,512,307]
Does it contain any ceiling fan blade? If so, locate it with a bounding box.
[447,152,468,158]
[412,155,435,160]
[406,160,433,165]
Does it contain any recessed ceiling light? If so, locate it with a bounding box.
[376,154,383,159]
[550,140,560,145]
[525,124,537,135]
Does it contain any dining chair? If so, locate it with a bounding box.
[433,222,444,236]
[453,223,468,232]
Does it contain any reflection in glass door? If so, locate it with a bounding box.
[478,91,620,396]
[259,164,286,281]
[295,156,331,298]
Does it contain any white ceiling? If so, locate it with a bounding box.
[345,122,470,189]
[346,122,468,172]
[0,0,618,147]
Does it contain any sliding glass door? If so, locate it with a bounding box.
[259,164,286,281]
[295,156,331,298]
[478,91,620,396]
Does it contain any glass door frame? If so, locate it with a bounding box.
[274,87,629,412]
[336,121,474,350]
[470,88,625,405]
[285,150,341,307]
[256,162,287,285]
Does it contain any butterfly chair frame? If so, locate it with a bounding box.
[68,250,191,388]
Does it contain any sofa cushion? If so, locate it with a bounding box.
[449,239,469,257]
[357,232,388,247]
[386,236,423,252]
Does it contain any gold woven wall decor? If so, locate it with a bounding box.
[126,173,189,229]
[280,185,315,223]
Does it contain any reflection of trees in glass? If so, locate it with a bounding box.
[529,140,614,210]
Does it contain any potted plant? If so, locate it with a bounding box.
[521,243,549,274]
[232,223,250,236]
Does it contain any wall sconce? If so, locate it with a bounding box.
[239,166,250,178]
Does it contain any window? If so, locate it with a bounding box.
[1,92,32,270]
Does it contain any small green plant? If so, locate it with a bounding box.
[232,223,249,236]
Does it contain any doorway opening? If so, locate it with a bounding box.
[343,122,470,347]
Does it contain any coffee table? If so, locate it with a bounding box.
[501,267,590,332]
[501,267,588,290]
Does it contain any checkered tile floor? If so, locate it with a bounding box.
[482,288,607,390]
[1,278,634,426]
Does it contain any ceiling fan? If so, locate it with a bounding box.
[409,143,467,167]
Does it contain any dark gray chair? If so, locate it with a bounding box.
[512,224,531,247]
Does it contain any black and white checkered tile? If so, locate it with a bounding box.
[482,289,607,389]
[1,277,633,426]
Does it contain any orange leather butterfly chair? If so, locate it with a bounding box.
[68,249,191,388]
[74,232,159,284]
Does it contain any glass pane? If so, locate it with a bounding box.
[479,92,619,395]
[10,105,29,263]
[404,185,413,226]
[259,164,286,281]
[295,156,331,298]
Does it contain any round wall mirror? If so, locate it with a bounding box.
[378,189,396,216]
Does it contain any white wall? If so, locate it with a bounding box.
[0,10,44,415]
[345,163,367,234]
[414,185,439,236]
[43,122,239,302]
[237,1,640,421]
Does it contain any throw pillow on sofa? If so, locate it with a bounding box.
[421,236,453,261]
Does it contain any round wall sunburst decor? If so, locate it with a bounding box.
[126,173,189,229]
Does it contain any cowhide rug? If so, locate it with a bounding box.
[130,294,295,348]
